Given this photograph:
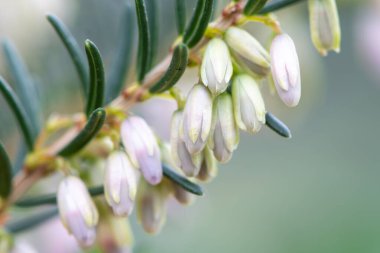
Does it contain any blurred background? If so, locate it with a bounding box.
[1,0,380,252]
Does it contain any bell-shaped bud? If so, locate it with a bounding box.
[136,180,168,234]
[57,176,99,247]
[98,216,133,253]
[120,116,162,185]
[209,93,239,163]
[232,74,266,133]
[201,38,233,95]
[170,110,202,177]
[104,151,138,217]
[309,0,341,56]
[224,27,271,77]
[270,33,301,107]
[197,146,218,182]
[182,84,213,154]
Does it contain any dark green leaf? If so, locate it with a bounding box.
[244,0,268,15]
[149,43,188,93]
[183,0,206,44]
[163,164,203,196]
[2,40,41,133]
[175,0,186,35]
[184,0,214,48]
[105,1,135,104]
[259,0,305,14]
[0,142,12,200]
[145,0,158,70]
[135,0,152,82]
[85,40,105,117]
[6,207,58,233]
[14,185,104,208]
[47,14,88,96]
[58,108,106,157]
[0,77,35,150]
[265,112,292,138]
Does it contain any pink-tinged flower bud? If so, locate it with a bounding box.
[57,176,99,247]
[201,38,233,95]
[209,93,239,163]
[224,27,271,77]
[104,151,138,217]
[120,116,162,185]
[197,146,218,182]
[136,180,168,234]
[309,0,341,56]
[232,75,266,133]
[182,84,213,154]
[170,110,202,177]
[270,33,301,107]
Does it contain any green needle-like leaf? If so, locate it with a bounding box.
[136,0,152,82]
[58,108,106,157]
[259,0,305,14]
[265,112,292,138]
[85,40,105,117]
[0,142,12,200]
[163,165,203,196]
[2,40,41,133]
[149,43,188,93]
[146,0,158,70]
[47,14,88,96]
[175,0,186,35]
[105,1,135,104]
[14,185,104,207]
[244,0,268,15]
[5,207,58,233]
[0,77,35,150]
[183,0,206,44]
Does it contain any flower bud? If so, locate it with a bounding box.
[57,176,99,247]
[98,216,133,253]
[170,110,202,177]
[120,116,162,185]
[104,151,138,217]
[270,33,301,107]
[209,93,239,163]
[182,84,213,154]
[201,38,233,95]
[309,0,341,56]
[197,146,218,182]
[232,74,266,133]
[136,180,168,234]
[224,27,271,77]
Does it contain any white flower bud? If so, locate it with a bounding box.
[57,176,99,247]
[201,38,233,95]
[120,116,162,185]
[209,93,239,163]
[197,146,218,182]
[182,84,213,154]
[224,27,271,77]
[104,151,138,217]
[309,0,341,56]
[232,74,266,133]
[170,110,202,177]
[270,33,301,107]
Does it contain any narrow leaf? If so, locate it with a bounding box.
[135,0,152,82]
[47,14,88,96]
[2,40,41,133]
[13,142,27,177]
[163,165,203,196]
[145,0,158,70]
[265,112,292,138]
[0,142,12,200]
[185,0,214,48]
[14,185,104,207]
[183,0,206,45]
[85,40,105,117]
[175,0,186,35]
[244,0,268,15]
[105,2,135,103]
[6,207,58,233]
[0,77,35,150]
[58,108,106,157]
[149,43,188,93]
[259,0,304,14]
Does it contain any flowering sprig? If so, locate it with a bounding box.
[0,0,342,251]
